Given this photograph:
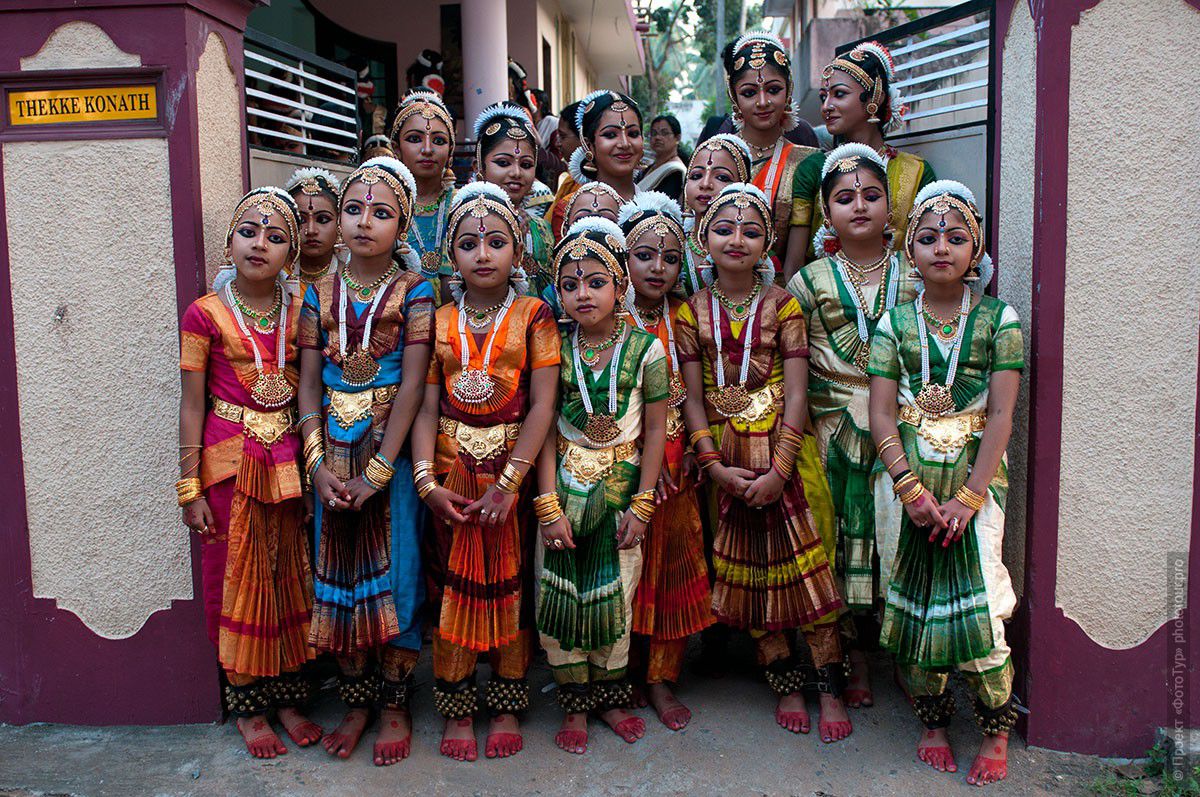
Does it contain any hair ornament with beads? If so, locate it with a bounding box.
[724,30,798,132]
[443,181,528,300]
[906,178,991,291]
[214,186,302,292]
[698,182,776,283]
[688,133,753,183]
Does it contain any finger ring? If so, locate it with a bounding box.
[327,498,337,508]
[553,539,563,549]
[951,518,960,532]
[634,536,643,544]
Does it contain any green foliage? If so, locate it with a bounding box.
[691,0,763,67]
[1090,743,1200,797]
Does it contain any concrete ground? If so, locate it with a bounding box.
[0,647,1108,797]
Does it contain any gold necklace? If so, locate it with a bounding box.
[922,302,964,342]
[229,281,282,332]
[579,318,626,367]
[834,250,888,284]
[462,294,508,331]
[711,276,763,322]
[342,260,400,301]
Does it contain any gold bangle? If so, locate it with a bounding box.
[877,440,901,458]
[175,477,203,507]
[954,485,987,511]
[892,473,919,494]
[898,483,925,505]
[876,434,900,452]
[883,451,905,470]
[689,429,714,447]
[416,478,438,499]
[496,462,524,494]
[509,455,534,468]
[533,493,564,524]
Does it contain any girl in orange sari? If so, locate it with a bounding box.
[412,182,561,761]
[621,192,713,730]
[178,187,317,758]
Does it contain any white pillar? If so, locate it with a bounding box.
[461,0,509,131]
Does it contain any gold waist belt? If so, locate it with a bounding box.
[898,404,986,454]
[439,416,521,462]
[810,363,871,390]
[557,436,638,484]
[706,381,784,424]
[326,385,399,430]
[210,396,294,447]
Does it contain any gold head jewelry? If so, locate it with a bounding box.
[904,192,984,267]
[338,164,412,230]
[553,233,626,286]
[627,215,683,255]
[699,189,775,254]
[390,94,455,148]
[690,138,750,183]
[226,191,300,268]
[446,194,522,247]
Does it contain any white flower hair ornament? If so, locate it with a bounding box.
[820,142,887,180]
[471,102,532,141]
[568,146,593,185]
[617,190,684,227]
[286,166,340,194]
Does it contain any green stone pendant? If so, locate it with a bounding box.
[360,288,371,299]
[583,347,596,361]
[941,323,954,336]
[257,317,271,330]
[734,304,746,315]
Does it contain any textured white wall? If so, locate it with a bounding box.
[20,20,139,70]
[5,24,192,638]
[995,1,1036,599]
[196,32,246,287]
[1057,0,1199,648]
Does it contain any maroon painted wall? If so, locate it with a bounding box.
[0,0,256,726]
[993,0,1200,756]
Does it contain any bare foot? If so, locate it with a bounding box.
[322,708,369,759]
[236,715,287,759]
[439,717,477,761]
[966,733,1008,786]
[630,682,649,708]
[374,708,412,766]
[776,691,810,734]
[647,682,691,730]
[485,713,523,759]
[817,693,852,742]
[555,712,588,754]
[917,727,957,773]
[844,649,874,708]
[599,707,645,743]
[277,706,322,747]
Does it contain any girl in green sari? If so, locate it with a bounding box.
[784,41,937,281]
[788,143,919,708]
[868,180,1021,787]
[535,217,669,754]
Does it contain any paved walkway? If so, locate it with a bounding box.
[0,649,1107,796]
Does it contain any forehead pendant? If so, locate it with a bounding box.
[853,170,861,190]
[256,199,273,226]
[574,260,584,278]
[939,215,947,230]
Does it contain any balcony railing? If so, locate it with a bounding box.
[838,0,991,139]
[243,29,360,161]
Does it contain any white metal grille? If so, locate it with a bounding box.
[243,30,359,158]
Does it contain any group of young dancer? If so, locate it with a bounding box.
[178,32,1022,787]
